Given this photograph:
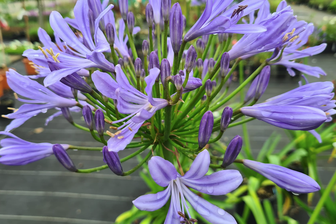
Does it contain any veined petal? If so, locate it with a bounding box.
[4,111,40,132]
[225,24,266,34]
[133,185,171,211]
[148,156,178,187]
[87,51,115,72]
[182,170,243,195]
[184,150,210,180]
[92,71,119,99]
[145,68,161,105]
[182,184,237,224]
[93,4,114,52]
[0,131,30,146]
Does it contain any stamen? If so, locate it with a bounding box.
[38,46,48,58]
[14,93,18,99]
[128,127,133,131]
[110,126,118,130]
[115,130,122,135]
[117,136,124,139]
[1,115,8,119]
[106,131,115,138]
[289,36,299,42]
[105,118,113,124]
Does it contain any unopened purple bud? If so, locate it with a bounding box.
[118,58,124,67]
[174,74,183,90]
[61,107,73,124]
[245,66,271,102]
[222,136,242,168]
[106,23,115,45]
[95,109,105,136]
[196,39,205,54]
[127,12,135,34]
[205,79,212,97]
[135,58,143,77]
[103,146,123,176]
[82,105,93,131]
[53,144,77,172]
[218,33,228,43]
[160,12,165,30]
[196,58,203,71]
[146,4,154,26]
[243,160,320,194]
[179,70,185,77]
[220,53,230,77]
[119,0,128,20]
[182,15,186,32]
[149,51,159,69]
[198,111,214,149]
[170,3,183,54]
[182,52,186,62]
[211,81,217,90]
[220,107,233,131]
[140,69,146,81]
[60,73,92,93]
[201,95,207,103]
[124,57,130,66]
[161,0,171,22]
[208,58,215,74]
[185,45,197,72]
[142,40,149,55]
[202,35,209,44]
[161,59,171,85]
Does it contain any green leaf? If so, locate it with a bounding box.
[242,195,267,224]
[263,199,276,224]
[234,213,247,224]
[282,148,307,167]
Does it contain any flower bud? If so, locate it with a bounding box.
[61,107,73,124]
[196,58,203,71]
[185,45,197,73]
[201,95,207,104]
[182,15,186,32]
[140,69,146,81]
[123,56,129,66]
[149,51,159,69]
[218,33,228,43]
[135,58,143,77]
[60,73,92,93]
[118,58,124,67]
[196,39,205,55]
[220,107,233,132]
[127,12,135,34]
[103,146,123,176]
[170,3,183,54]
[245,66,271,103]
[211,81,217,90]
[243,160,320,194]
[146,4,154,26]
[202,35,209,45]
[106,23,115,45]
[161,59,171,85]
[198,111,214,149]
[119,0,128,20]
[174,74,183,90]
[142,40,149,55]
[161,0,171,22]
[208,58,215,74]
[95,109,105,136]
[222,136,242,168]
[53,144,77,172]
[82,105,93,131]
[220,53,230,77]
[205,79,212,97]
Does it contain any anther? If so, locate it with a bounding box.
[117,136,124,139]
[115,131,122,136]
[38,46,48,58]
[14,93,18,99]
[104,118,113,124]
[106,131,115,138]
[128,127,133,131]
[110,126,118,130]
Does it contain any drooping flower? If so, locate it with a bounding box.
[241,82,336,133]
[184,0,267,42]
[133,150,243,223]
[243,159,320,194]
[92,65,168,152]
[244,65,271,103]
[4,70,77,132]
[0,132,69,166]
[53,144,77,172]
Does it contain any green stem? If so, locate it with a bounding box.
[110,46,119,65]
[209,131,224,143]
[124,21,138,59]
[77,165,108,173]
[308,171,336,224]
[144,55,149,76]
[182,70,190,88]
[173,41,187,76]
[68,146,102,151]
[163,21,169,58]
[149,26,154,52]
[156,24,162,62]
[202,35,214,61]
[123,151,152,176]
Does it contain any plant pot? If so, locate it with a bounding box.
[22,57,37,75]
[0,67,15,115]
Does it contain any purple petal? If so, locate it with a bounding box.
[148,156,177,187]
[92,71,119,99]
[184,150,210,180]
[133,185,171,211]
[182,170,243,195]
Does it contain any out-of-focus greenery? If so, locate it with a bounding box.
[288,0,336,13]
[3,40,40,55]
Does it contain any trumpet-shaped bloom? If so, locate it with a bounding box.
[92,65,168,152]
[0,132,69,165]
[241,82,335,132]
[243,160,320,194]
[184,0,267,42]
[133,150,243,223]
[4,70,77,131]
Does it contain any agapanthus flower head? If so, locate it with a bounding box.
[243,159,320,194]
[133,150,243,223]
[0,132,68,166]
[53,144,77,172]
[184,0,267,42]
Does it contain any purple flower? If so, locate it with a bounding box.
[184,0,266,42]
[0,132,69,166]
[133,150,243,223]
[243,160,320,194]
[149,0,161,24]
[53,144,77,172]
[92,65,168,152]
[229,4,308,60]
[4,70,77,132]
[241,82,336,132]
